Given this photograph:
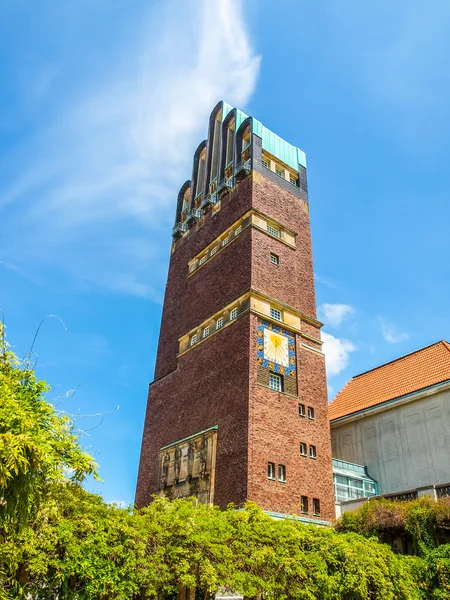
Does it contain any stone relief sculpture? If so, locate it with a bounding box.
[174,446,182,482]
[158,429,216,504]
[187,440,195,479]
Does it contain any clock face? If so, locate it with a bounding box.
[263,328,289,368]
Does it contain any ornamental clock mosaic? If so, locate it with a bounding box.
[257,319,296,376]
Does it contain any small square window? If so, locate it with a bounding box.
[267,224,281,238]
[268,462,276,480]
[270,307,282,322]
[275,166,284,178]
[190,334,197,346]
[308,407,315,420]
[270,253,279,266]
[222,236,229,246]
[261,159,269,169]
[313,498,321,516]
[235,226,242,236]
[300,442,307,457]
[310,445,317,459]
[199,255,206,266]
[300,496,309,513]
[269,372,283,392]
[289,177,298,187]
[216,317,223,330]
[278,464,286,482]
[298,403,306,417]
[210,246,218,257]
[203,326,210,338]
[230,307,238,320]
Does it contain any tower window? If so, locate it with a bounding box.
[261,158,269,169]
[270,307,282,322]
[230,307,238,320]
[190,334,197,346]
[267,224,281,238]
[301,496,309,513]
[300,442,307,457]
[269,372,283,392]
[222,236,229,246]
[210,246,218,257]
[298,403,306,417]
[313,498,321,516]
[268,462,276,480]
[203,326,210,338]
[289,177,298,187]
[216,317,223,330]
[235,225,242,236]
[275,166,284,178]
[270,253,279,266]
[278,464,286,482]
[308,407,315,420]
[199,255,206,266]
[310,445,317,459]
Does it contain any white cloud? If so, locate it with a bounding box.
[0,0,260,298]
[378,317,410,344]
[322,332,356,377]
[319,303,355,328]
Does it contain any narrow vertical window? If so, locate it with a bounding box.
[216,317,223,330]
[313,498,321,516]
[298,404,306,417]
[300,442,307,457]
[268,462,276,480]
[203,326,210,338]
[278,464,286,482]
[308,407,315,420]
[310,445,317,459]
[210,112,221,182]
[226,119,235,166]
[195,149,206,199]
[300,496,309,513]
[190,334,197,346]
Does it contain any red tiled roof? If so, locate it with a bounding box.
[329,341,450,421]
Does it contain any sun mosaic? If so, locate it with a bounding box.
[257,319,296,376]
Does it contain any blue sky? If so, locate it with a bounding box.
[1,0,450,505]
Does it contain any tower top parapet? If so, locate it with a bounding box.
[173,101,308,239]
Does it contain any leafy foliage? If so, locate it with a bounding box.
[0,325,98,532]
[0,326,447,598]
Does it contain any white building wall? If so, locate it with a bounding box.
[331,386,450,495]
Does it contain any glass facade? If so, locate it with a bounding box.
[332,459,378,503]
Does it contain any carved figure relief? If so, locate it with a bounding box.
[157,429,217,504]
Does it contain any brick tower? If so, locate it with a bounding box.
[136,102,335,523]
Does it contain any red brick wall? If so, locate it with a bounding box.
[136,314,251,509]
[136,170,335,521]
[252,175,317,319]
[247,314,335,521]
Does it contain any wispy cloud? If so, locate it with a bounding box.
[319,303,355,328]
[378,317,410,344]
[0,0,260,298]
[322,332,356,377]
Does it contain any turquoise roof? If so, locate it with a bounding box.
[217,101,307,170]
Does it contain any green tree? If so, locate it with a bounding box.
[0,324,98,532]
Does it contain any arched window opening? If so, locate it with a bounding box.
[195,148,207,204]
[241,126,251,161]
[209,110,222,192]
[224,118,235,178]
[181,188,190,222]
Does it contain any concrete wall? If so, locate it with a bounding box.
[331,385,450,495]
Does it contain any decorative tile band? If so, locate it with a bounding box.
[188,209,297,276]
[177,290,322,356]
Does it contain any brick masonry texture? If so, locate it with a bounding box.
[136,170,335,521]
